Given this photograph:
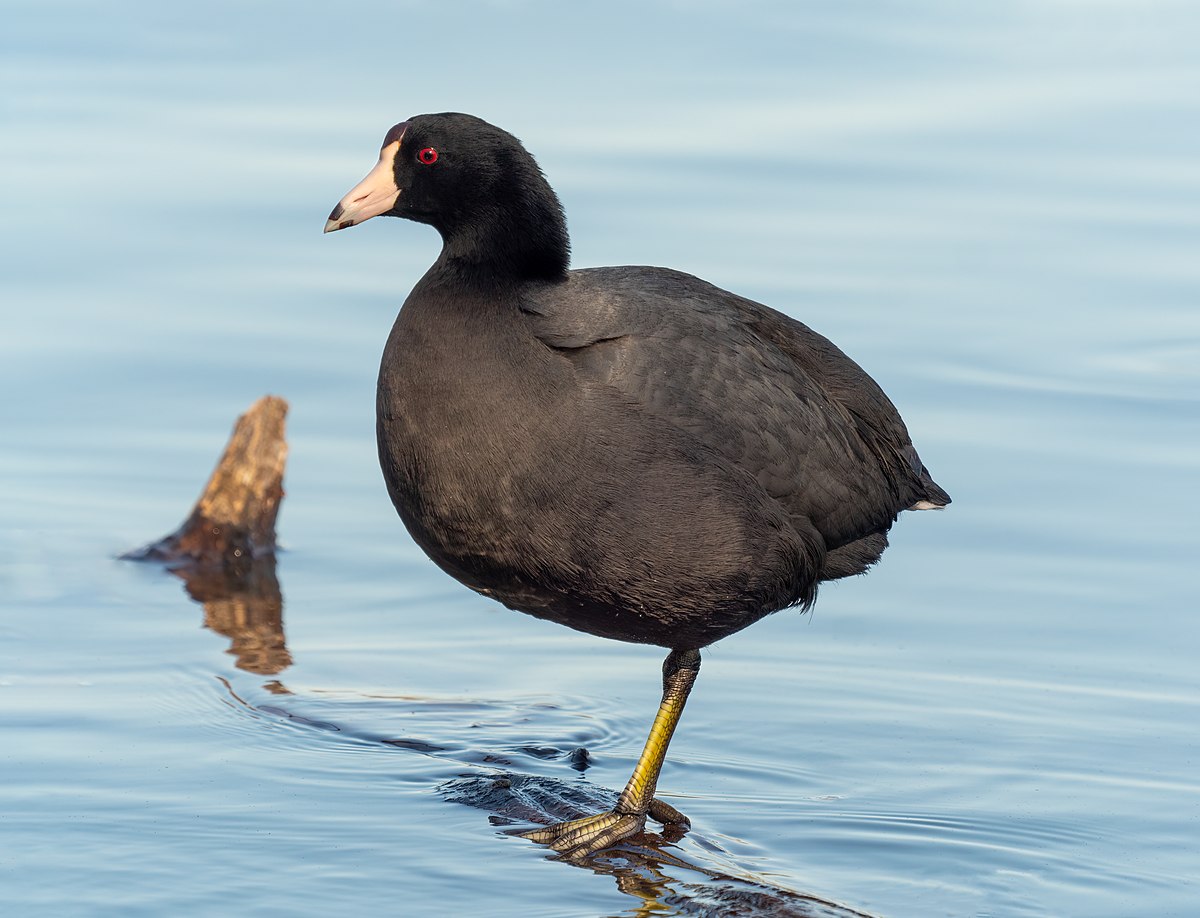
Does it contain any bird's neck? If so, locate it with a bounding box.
[434,190,570,288]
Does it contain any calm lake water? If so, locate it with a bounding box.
[3,2,1198,916]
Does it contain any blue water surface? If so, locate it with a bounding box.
[2,2,1198,916]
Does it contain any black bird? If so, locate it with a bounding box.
[325,113,950,858]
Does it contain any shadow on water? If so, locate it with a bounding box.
[168,554,874,918]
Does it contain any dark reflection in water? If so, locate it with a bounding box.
[445,773,875,918]
[185,570,875,917]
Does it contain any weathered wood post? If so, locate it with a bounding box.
[123,395,291,674]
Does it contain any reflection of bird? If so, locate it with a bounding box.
[325,113,950,857]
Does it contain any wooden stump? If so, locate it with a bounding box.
[123,395,288,566]
[123,396,292,675]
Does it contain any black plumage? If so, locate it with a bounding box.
[326,112,949,856]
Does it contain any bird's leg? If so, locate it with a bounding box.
[522,648,701,858]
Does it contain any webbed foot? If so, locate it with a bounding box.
[523,649,700,859]
[521,797,688,858]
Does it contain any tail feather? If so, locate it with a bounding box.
[912,465,951,510]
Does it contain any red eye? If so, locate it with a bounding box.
[417,147,438,165]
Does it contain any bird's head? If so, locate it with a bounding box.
[324,112,569,281]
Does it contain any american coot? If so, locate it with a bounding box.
[325,113,950,858]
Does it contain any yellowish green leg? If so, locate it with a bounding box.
[522,648,701,858]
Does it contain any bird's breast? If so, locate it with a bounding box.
[375,308,580,576]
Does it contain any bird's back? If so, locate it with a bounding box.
[522,266,949,556]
